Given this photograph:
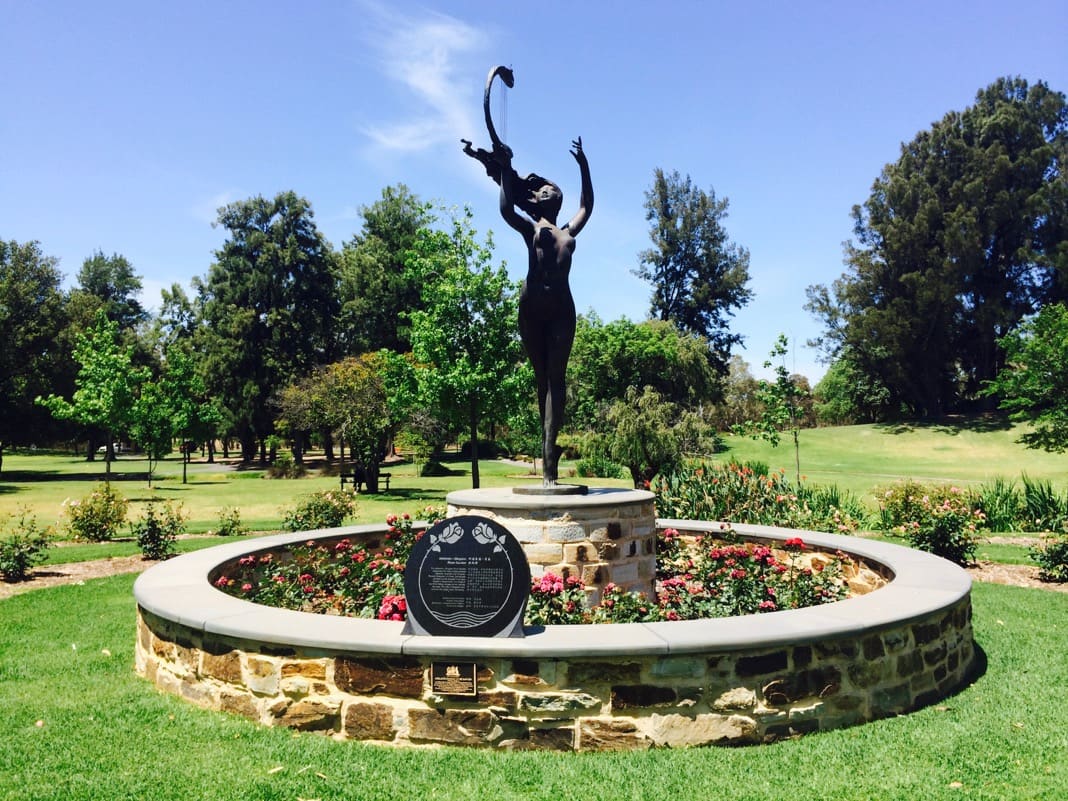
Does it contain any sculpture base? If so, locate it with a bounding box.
[447,487,657,602]
[512,484,589,496]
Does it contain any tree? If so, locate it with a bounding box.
[158,348,222,483]
[711,355,762,430]
[812,350,891,425]
[405,208,526,488]
[806,77,1068,417]
[734,335,811,483]
[635,168,753,373]
[75,250,146,330]
[37,310,145,482]
[984,304,1068,452]
[598,386,716,488]
[567,314,720,431]
[196,191,338,461]
[337,185,432,354]
[129,379,173,487]
[0,240,70,473]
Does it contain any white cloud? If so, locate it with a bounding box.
[190,190,242,225]
[356,3,486,154]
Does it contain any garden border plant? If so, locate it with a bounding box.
[213,513,859,625]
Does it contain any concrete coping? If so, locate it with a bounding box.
[447,486,654,511]
[133,520,971,659]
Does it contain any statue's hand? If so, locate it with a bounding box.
[492,143,513,167]
[570,136,586,162]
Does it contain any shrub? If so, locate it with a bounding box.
[267,451,305,479]
[975,477,1022,533]
[525,572,589,625]
[215,516,856,625]
[877,480,983,565]
[655,463,864,534]
[65,484,129,542]
[131,503,187,560]
[588,583,660,623]
[1030,537,1068,582]
[281,490,356,531]
[214,506,247,537]
[575,454,625,479]
[0,510,53,582]
[1021,475,1067,533]
[660,536,850,619]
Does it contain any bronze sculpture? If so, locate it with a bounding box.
[462,66,593,487]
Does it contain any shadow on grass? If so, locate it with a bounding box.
[875,414,1013,436]
[362,487,444,502]
[0,469,150,483]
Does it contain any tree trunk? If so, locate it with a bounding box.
[0,441,4,475]
[469,396,480,489]
[323,430,335,462]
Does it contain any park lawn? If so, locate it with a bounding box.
[0,451,628,535]
[0,575,1064,801]
[715,420,1068,505]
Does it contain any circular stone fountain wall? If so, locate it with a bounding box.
[134,519,975,750]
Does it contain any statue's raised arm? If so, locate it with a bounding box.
[564,137,593,236]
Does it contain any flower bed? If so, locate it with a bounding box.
[211,514,861,625]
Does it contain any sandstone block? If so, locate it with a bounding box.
[275,698,340,731]
[518,692,602,715]
[281,660,327,680]
[408,708,502,745]
[579,718,652,751]
[712,687,756,712]
[220,690,260,721]
[648,713,758,748]
[201,649,242,685]
[343,701,395,741]
[334,657,424,698]
[245,656,280,696]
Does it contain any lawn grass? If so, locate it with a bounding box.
[0,575,1064,800]
[715,420,1068,505]
[0,450,628,535]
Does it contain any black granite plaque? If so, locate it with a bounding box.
[402,515,529,637]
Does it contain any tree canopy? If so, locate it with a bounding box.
[75,250,146,330]
[985,303,1068,452]
[404,208,526,488]
[567,313,720,431]
[635,168,753,373]
[196,191,338,461]
[806,77,1068,417]
[0,240,70,468]
[338,185,431,354]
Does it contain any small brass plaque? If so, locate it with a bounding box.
[430,661,478,697]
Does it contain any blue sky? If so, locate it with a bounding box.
[3,0,1066,381]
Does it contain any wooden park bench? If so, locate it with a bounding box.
[339,469,391,493]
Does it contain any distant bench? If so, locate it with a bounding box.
[339,470,391,493]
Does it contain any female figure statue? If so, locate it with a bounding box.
[461,67,593,486]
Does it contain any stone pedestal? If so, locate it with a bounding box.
[446,487,657,603]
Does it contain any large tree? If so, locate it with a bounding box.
[806,77,1068,417]
[196,191,338,461]
[337,185,431,354]
[0,240,71,471]
[635,168,753,373]
[404,208,526,488]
